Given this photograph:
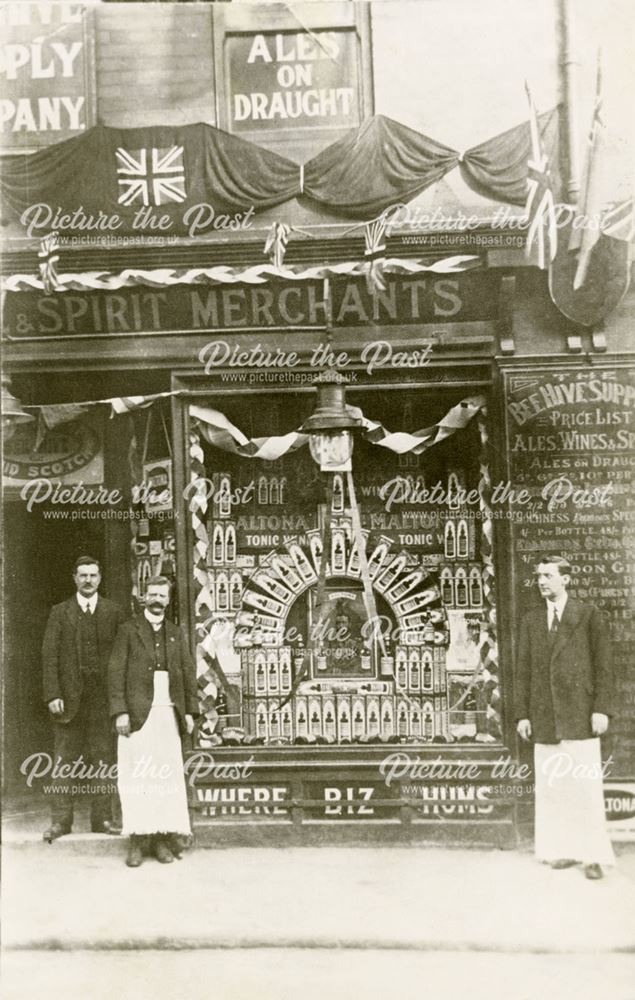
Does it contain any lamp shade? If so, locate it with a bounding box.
[300,381,361,434]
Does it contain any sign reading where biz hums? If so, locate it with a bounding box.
[0,2,94,149]
[226,29,359,132]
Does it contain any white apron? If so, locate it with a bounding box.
[534,739,615,865]
[117,671,191,836]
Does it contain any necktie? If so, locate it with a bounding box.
[550,608,559,634]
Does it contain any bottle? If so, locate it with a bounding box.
[254,570,292,604]
[225,523,236,563]
[269,707,280,738]
[444,521,456,559]
[455,568,468,606]
[398,703,408,737]
[271,555,303,594]
[422,704,434,740]
[381,699,394,738]
[367,699,380,737]
[338,701,351,741]
[352,699,365,739]
[409,649,420,691]
[447,471,461,510]
[441,567,454,605]
[290,540,317,583]
[279,648,291,692]
[386,569,423,603]
[267,652,279,693]
[282,708,292,738]
[296,698,308,737]
[380,637,395,679]
[332,473,345,513]
[410,706,422,738]
[309,698,322,736]
[316,647,327,672]
[324,701,336,740]
[457,519,469,558]
[470,566,483,606]
[279,477,287,505]
[218,475,232,518]
[293,637,305,674]
[375,554,407,593]
[307,534,323,576]
[216,573,229,611]
[258,476,269,505]
[361,645,372,671]
[331,530,346,574]
[396,648,408,688]
[230,572,242,611]
[269,477,279,505]
[256,703,268,739]
[242,590,285,617]
[255,653,266,693]
[212,524,224,565]
[422,651,433,690]
[367,538,391,581]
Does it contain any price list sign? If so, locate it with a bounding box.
[503,366,635,776]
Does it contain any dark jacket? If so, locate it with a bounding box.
[514,598,613,742]
[42,595,125,723]
[108,616,199,735]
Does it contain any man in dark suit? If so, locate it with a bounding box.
[515,555,615,879]
[108,576,199,867]
[42,555,125,842]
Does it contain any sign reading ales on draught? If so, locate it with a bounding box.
[4,272,498,339]
[227,29,359,131]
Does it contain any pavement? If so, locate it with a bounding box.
[3,805,635,1000]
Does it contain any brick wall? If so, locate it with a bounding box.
[95,3,215,127]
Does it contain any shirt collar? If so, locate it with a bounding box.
[144,608,165,630]
[77,593,98,614]
[547,594,568,620]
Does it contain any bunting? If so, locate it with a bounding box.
[2,254,480,295]
[190,395,485,461]
[476,409,501,742]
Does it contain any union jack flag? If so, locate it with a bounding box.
[601,197,634,241]
[524,84,558,270]
[115,146,186,206]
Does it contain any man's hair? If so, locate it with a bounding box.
[145,575,172,591]
[534,555,572,577]
[73,555,102,573]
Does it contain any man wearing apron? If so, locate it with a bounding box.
[109,576,199,867]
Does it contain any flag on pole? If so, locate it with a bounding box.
[569,51,633,290]
[570,54,606,289]
[524,83,558,269]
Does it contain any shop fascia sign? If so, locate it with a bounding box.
[228,30,358,131]
[4,271,500,339]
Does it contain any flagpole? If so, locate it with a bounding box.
[561,0,581,201]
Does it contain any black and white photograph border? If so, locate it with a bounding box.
[1,1,635,998]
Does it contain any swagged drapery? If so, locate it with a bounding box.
[0,109,560,234]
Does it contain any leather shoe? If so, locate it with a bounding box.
[125,839,143,868]
[549,859,577,869]
[584,863,604,880]
[91,820,122,836]
[153,838,174,864]
[43,823,71,843]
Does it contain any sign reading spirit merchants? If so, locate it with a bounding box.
[0,2,94,149]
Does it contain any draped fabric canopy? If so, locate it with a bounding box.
[302,115,459,217]
[1,110,560,234]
